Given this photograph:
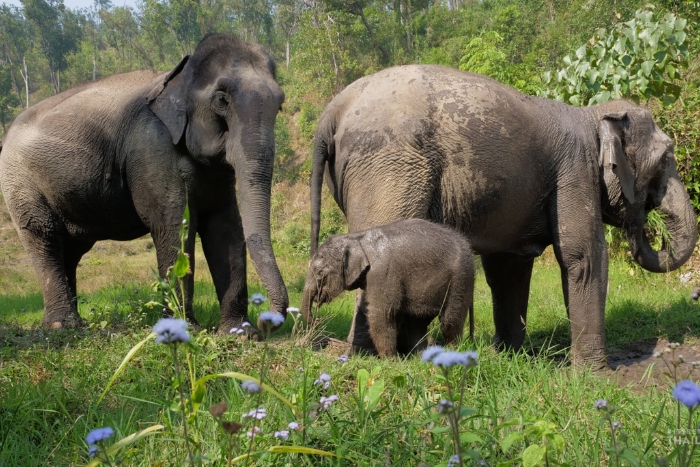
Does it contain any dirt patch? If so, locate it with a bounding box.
[606,338,700,390]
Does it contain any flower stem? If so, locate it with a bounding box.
[245,332,271,467]
[171,343,197,466]
[97,441,115,467]
[443,367,463,466]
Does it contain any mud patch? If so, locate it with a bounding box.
[606,338,700,390]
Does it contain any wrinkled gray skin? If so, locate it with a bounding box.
[0,34,288,333]
[302,219,475,357]
[310,65,697,368]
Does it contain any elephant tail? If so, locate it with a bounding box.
[310,125,331,257]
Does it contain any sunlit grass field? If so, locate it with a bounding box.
[2,187,700,465]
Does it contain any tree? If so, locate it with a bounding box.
[0,5,32,107]
[542,6,689,106]
[22,0,82,94]
[0,63,20,133]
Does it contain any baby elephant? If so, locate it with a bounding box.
[301,219,475,357]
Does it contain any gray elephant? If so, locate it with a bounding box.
[301,219,475,357]
[310,65,697,368]
[0,34,288,332]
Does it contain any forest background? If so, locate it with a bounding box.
[1,0,699,235]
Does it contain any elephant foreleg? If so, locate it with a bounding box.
[347,290,377,355]
[64,239,95,306]
[198,206,251,334]
[152,215,197,322]
[482,253,534,351]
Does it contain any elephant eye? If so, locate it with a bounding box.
[213,92,230,113]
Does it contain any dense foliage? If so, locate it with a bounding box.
[0,0,699,216]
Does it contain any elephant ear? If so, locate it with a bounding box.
[343,241,370,290]
[147,55,190,145]
[599,111,635,203]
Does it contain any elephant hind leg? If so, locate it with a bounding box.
[482,253,534,351]
[397,315,433,356]
[15,219,82,328]
[64,239,96,304]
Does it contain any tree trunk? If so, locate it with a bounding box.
[22,56,28,108]
[351,2,391,64]
[286,40,290,68]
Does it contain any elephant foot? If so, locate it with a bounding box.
[46,315,87,330]
[571,336,608,371]
[493,334,524,352]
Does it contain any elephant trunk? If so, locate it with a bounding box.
[232,133,289,327]
[628,176,697,272]
[301,278,316,325]
[310,136,328,256]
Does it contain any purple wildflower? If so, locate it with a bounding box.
[314,373,331,389]
[337,354,348,363]
[241,380,262,394]
[249,293,267,305]
[421,345,444,363]
[594,399,608,410]
[153,318,190,344]
[437,399,454,413]
[274,430,290,440]
[258,311,285,327]
[673,380,700,408]
[320,395,339,410]
[246,426,261,438]
[229,327,245,335]
[288,421,299,430]
[86,427,114,445]
[242,408,267,420]
[447,454,461,467]
[432,350,478,368]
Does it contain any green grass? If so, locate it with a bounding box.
[2,248,700,465]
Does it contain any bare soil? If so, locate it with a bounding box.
[606,338,700,390]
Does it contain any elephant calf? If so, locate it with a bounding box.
[301,219,474,357]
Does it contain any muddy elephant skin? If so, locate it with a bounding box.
[0,34,289,332]
[310,65,697,368]
[302,219,475,357]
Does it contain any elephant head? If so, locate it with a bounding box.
[301,236,370,324]
[147,34,289,320]
[595,101,697,272]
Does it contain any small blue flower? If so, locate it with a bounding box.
[274,430,290,440]
[246,426,261,437]
[258,311,285,327]
[421,345,444,363]
[86,426,114,445]
[249,293,267,305]
[337,354,348,363]
[594,399,608,410]
[612,421,621,430]
[314,373,331,389]
[437,399,454,413]
[320,395,339,409]
[288,421,299,430]
[241,380,262,394]
[692,288,700,301]
[447,454,461,467]
[287,307,300,314]
[88,445,98,458]
[229,327,245,335]
[242,407,267,420]
[432,350,479,368]
[673,380,700,408]
[152,318,190,344]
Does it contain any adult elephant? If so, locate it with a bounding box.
[309,65,697,368]
[0,34,288,333]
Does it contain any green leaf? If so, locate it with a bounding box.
[522,444,547,467]
[85,425,165,467]
[619,448,641,466]
[575,45,587,60]
[392,375,406,388]
[96,332,156,408]
[460,432,482,444]
[430,426,451,434]
[365,377,385,412]
[640,60,654,77]
[500,432,523,453]
[190,379,206,414]
[621,55,633,66]
[173,251,190,279]
[674,31,687,46]
[195,372,296,414]
[357,368,369,390]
